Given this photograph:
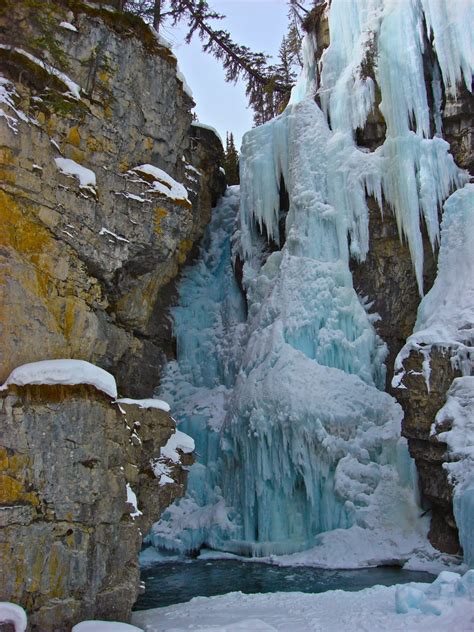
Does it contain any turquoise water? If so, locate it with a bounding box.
[134,560,434,610]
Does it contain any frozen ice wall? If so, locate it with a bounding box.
[148,187,246,553]
[223,90,421,560]
[149,0,472,564]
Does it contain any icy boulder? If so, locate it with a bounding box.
[396,570,474,616]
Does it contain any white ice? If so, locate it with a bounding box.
[0,359,118,399]
[147,0,472,566]
[433,377,474,567]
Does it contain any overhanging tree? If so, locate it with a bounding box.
[122,0,314,124]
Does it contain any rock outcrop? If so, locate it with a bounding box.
[0,0,223,627]
[0,383,191,630]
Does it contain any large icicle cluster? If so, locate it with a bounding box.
[149,0,472,565]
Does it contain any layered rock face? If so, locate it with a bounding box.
[0,0,223,627]
[0,0,224,397]
[0,384,191,630]
[309,4,473,553]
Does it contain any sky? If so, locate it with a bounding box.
[160,0,290,149]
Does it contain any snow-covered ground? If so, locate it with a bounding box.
[132,571,474,632]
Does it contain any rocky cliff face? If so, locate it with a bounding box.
[309,3,473,554]
[0,0,224,398]
[0,384,192,630]
[0,0,223,627]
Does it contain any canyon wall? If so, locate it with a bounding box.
[0,0,224,628]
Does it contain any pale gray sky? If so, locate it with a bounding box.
[161,0,290,149]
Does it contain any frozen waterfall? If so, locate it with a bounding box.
[148,0,472,566]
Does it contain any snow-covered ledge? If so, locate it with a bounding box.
[0,359,118,399]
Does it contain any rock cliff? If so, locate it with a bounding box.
[0,0,225,397]
[0,0,224,628]
[0,383,192,630]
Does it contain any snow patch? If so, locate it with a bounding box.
[0,46,81,100]
[191,122,223,145]
[116,398,170,412]
[129,164,189,204]
[99,227,130,243]
[55,158,96,193]
[0,76,33,133]
[161,430,195,462]
[126,483,142,519]
[59,21,78,32]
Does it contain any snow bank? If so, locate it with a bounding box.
[0,603,27,632]
[55,158,96,193]
[115,398,170,412]
[0,359,117,399]
[129,165,189,204]
[73,622,143,631]
[132,571,474,631]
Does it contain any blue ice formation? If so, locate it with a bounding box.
[149,187,246,554]
[149,0,473,564]
[396,570,474,615]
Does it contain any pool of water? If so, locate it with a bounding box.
[134,559,435,610]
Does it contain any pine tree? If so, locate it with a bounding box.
[223,132,239,185]
[121,0,321,125]
[123,0,294,124]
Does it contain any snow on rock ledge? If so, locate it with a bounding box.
[55,157,97,194]
[115,397,170,412]
[151,429,195,487]
[128,164,189,205]
[0,359,118,399]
